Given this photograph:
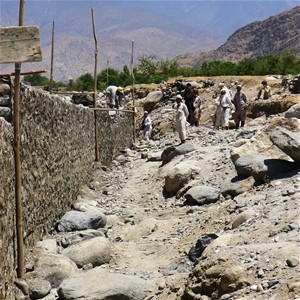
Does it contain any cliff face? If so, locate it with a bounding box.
[176,6,300,68]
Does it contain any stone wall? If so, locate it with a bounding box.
[0,86,133,299]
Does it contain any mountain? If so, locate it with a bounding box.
[176,6,300,68]
[0,1,298,81]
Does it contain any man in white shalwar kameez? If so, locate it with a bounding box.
[175,95,189,144]
[214,89,232,129]
[141,111,152,141]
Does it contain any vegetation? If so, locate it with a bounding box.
[24,52,300,91]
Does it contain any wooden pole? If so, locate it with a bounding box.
[0,69,47,77]
[49,21,55,93]
[131,40,136,143]
[106,60,109,87]
[91,7,99,162]
[14,0,25,278]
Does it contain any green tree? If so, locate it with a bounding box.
[74,73,94,91]
[236,58,255,75]
[23,74,49,86]
[277,51,300,74]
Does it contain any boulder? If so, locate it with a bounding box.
[61,236,111,268]
[161,143,197,165]
[57,267,149,300]
[248,98,298,118]
[27,278,51,299]
[269,127,300,163]
[184,185,220,206]
[164,161,199,193]
[59,229,105,248]
[56,210,107,232]
[233,153,297,183]
[284,103,300,119]
[220,176,255,198]
[142,91,163,112]
[26,252,78,288]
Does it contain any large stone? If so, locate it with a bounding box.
[27,278,51,299]
[164,161,199,193]
[61,236,111,268]
[59,229,105,248]
[220,176,255,198]
[57,267,149,300]
[184,185,220,206]
[27,252,78,288]
[142,90,163,112]
[248,98,298,118]
[284,103,300,119]
[56,210,107,232]
[269,127,300,163]
[161,143,197,164]
[233,153,297,183]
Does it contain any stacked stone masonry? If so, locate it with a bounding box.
[0,85,133,299]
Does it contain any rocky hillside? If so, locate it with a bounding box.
[176,6,300,68]
[12,76,300,300]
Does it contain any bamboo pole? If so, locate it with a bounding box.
[49,21,55,93]
[91,7,99,162]
[131,40,136,143]
[106,60,109,87]
[0,69,47,77]
[14,0,25,278]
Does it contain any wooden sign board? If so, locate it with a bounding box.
[0,26,42,63]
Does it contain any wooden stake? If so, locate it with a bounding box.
[14,0,25,279]
[91,7,99,162]
[106,60,109,87]
[131,40,136,143]
[49,21,55,93]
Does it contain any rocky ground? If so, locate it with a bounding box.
[15,76,300,300]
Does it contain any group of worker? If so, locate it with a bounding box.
[109,80,271,144]
[142,80,271,144]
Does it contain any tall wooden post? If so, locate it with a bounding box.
[14,0,25,278]
[131,40,136,143]
[0,5,42,282]
[106,60,109,87]
[91,7,99,161]
[49,21,55,93]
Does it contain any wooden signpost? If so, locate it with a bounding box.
[0,3,42,279]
